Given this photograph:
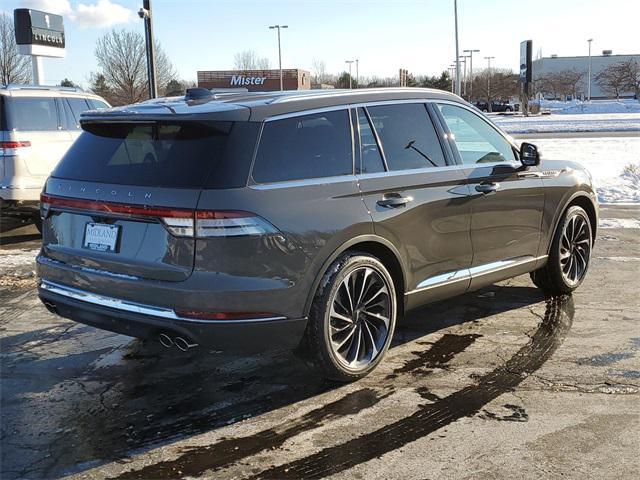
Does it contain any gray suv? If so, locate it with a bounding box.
[37,88,597,381]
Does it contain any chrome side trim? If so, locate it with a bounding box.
[415,269,470,290]
[39,280,287,324]
[407,255,548,295]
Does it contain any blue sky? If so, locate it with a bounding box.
[4,0,639,87]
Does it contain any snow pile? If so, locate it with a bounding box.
[534,99,640,114]
[0,248,39,269]
[495,113,640,134]
[522,137,640,204]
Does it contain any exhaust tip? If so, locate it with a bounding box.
[174,336,197,351]
[158,333,174,348]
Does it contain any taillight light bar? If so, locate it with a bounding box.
[1,140,31,155]
[40,194,278,238]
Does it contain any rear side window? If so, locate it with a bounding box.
[252,110,353,183]
[53,121,258,189]
[89,99,110,109]
[66,98,91,127]
[367,103,446,170]
[4,97,59,131]
[357,108,385,174]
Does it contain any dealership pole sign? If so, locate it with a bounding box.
[519,40,532,84]
[14,8,66,85]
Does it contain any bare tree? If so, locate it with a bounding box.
[233,50,270,70]
[619,59,640,98]
[471,68,518,104]
[532,69,584,99]
[595,62,628,99]
[311,58,330,85]
[94,29,177,106]
[0,13,31,85]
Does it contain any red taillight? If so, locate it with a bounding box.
[39,194,278,238]
[0,141,31,148]
[175,310,278,321]
[40,194,193,218]
[1,140,31,155]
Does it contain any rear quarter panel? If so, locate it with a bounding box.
[195,178,375,319]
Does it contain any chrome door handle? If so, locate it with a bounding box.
[475,183,500,194]
[377,193,413,208]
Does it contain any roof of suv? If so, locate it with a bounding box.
[80,88,464,123]
[0,84,104,100]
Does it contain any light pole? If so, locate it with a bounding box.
[345,60,355,89]
[138,0,157,98]
[269,25,288,91]
[587,38,593,101]
[454,0,461,95]
[484,56,495,107]
[461,55,470,97]
[355,59,359,89]
[463,48,480,99]
[449,64,456,93]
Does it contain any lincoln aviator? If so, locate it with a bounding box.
[37,88,597,381]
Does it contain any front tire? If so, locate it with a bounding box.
[302,252,397,382]
[531,205,592,294]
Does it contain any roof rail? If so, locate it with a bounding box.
[1,83,85,92]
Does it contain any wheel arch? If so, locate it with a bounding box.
[546,192,598,255]
[302,235,407,318]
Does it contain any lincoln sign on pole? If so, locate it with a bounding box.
[14,8,66,85]
[519,40,532,115]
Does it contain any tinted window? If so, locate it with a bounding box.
[53,121,258,189]
[59,98,76,130]
[437,104,516,164]
[252,110,352,183]
[357,108,385,174]
[66,98,91,127]
[5,97,58,131]
[366,103,446,170]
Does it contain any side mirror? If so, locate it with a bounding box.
[520,142,540,166]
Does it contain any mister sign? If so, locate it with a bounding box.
[14,8,65,58]
[519,40,532,83]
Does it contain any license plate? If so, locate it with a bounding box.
[83,223,120,252]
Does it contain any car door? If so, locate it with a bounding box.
[354,102,473,309]
[435,102,544,289]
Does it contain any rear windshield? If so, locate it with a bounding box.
[3,96,59,131]
[52,121,259,189]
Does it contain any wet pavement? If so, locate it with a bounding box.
[1,206,639,479]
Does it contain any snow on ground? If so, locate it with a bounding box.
[0,247,39,268]
[521,136,640,204]
[599,218,640,229]
[533,99,640,115]
[494,112,640,134]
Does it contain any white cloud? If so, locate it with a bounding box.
[73,0,134,28]
[21,0,73,16]
[20,0,134,29]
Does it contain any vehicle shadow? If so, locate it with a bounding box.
[1,284,550,479]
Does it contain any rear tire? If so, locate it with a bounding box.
[301,252,397,382]
[531,205,592,294]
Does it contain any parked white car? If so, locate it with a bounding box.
[1,85,110,230]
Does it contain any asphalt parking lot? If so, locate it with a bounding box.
[1,205,639,480]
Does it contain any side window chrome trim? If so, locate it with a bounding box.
[249,174,358,190]
[355,164,463,180]
[264,98,436,123]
